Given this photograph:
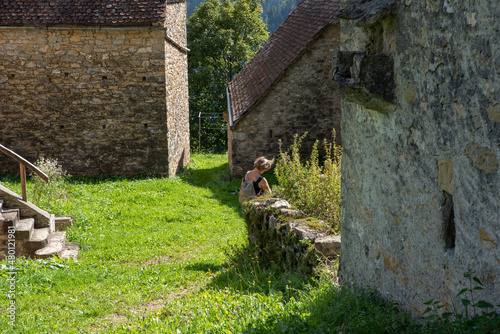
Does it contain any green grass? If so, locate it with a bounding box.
[0,154,425,333]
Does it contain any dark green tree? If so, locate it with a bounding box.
[188,0,268,152]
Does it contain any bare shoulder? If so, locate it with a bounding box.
[258,177,270,191]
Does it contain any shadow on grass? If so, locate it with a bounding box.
[184,241,425,333]
[177,161,246,215]
[241,283,424,334]
[187,243,314,300]
[184,262,222,273]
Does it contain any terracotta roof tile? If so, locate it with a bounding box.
[0,0,182,26]
[228,0,339,125]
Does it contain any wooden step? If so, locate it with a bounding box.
[35,231,66,259]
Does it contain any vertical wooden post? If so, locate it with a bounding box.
[20,163,27,201]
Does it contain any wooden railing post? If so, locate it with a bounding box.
[20,163,27,201]
[0,144,49,202]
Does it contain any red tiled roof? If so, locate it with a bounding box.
[0,0,179,26]
[228,0,340,125]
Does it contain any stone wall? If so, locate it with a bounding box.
[336,0,499,317]
[228,25,341,178]
[165,2,190,174]
[0,5,189,177]
[244,198,341,275]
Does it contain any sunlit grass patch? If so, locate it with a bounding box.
[0,153,434,333]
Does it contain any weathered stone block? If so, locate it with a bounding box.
[315,235,341,259]
[438,160,454,195]
[332,51,395,112]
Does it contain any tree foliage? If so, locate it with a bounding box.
[188,0,268,153]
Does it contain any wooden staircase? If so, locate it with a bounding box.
[0,184,78,260]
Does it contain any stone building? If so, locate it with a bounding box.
[334,0,499,316]
[226,0,341,178]
[0,0,189,177]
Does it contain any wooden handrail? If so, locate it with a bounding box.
[0,144,49,201]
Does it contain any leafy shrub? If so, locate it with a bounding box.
[274,131,342,233]
[30,157,69,209]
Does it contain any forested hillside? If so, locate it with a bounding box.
[261,0,299,33]
[187,0,299,34]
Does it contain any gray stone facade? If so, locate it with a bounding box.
[227,0,342,178]
[0,1,189,177]
[229,25,341,178]
[336,0,499,316]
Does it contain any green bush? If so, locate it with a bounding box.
[30,157,69,209]
[274,132,342,233]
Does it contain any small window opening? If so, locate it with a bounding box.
[144,123,148,128]
[102,76,107,81]
[102,125,106,129]
[142,77,147,81]
[442,191,456,250]
[269,129,273,138]
[59,125,64,129]
[65,73,69,77]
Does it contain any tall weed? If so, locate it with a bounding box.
[274,131,341,233]
[30,157,69,209]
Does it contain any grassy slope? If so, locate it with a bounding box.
[0,154,245,332]
[0,154,424,333]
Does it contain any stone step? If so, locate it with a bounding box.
[59,242,79,261]
[55,216,73,231]
[1,209,20,229]
[35,231,66,259]
[15,218,35,240]
[0,211,14,234]
[25,227,50,253]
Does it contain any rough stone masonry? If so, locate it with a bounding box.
[0,0,190,177]
[334,0,499,317]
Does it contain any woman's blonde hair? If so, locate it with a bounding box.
[254,156,275,171]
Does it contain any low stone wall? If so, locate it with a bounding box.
[243,198,341,275]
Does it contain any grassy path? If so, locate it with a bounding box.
[1,154,423,333]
